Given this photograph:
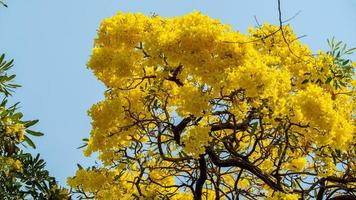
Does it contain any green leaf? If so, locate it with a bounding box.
[77,143,87,149]
[7,74,16,81]
[342,59,349,65]
[335,41,342,49]
[24,119,39,128]
[301,79,309,84]
[24,135,36,149]
[77,163,84,170]
[0,109,9,117]
[314,189,318,198]
[0,98,7,106]
[26,130,44,137]
[0,54,4,63]
[345,47,356,54]
[342,43,347,52]
[339,81,346,87]
[291,179,297,188]
[325,77,332,84]
[1,59,14,71]
[34,154,40,163]
[333,80,339,89]
[11,112,23,120]
[250,122,258,134]
[8,83,21,88]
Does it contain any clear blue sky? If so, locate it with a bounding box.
[0,0,355,186]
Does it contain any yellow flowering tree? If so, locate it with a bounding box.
[69,12,356,200]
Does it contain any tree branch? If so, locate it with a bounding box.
[206,147,284,192]
[194,156,207,200]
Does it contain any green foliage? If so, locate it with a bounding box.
[0,153,69,199]
[0,54,70,199]
[0,55,20,96]
[326,37,356,89]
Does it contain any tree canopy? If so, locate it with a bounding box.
[68,12,356,200]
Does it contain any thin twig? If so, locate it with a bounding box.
[282,10,302,23]
[254,15,262,28]
[0,1,8,7]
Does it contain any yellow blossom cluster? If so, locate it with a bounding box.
[291,84,354,150]
[5,123,26,142]
[0,157,23,176]
[181,126,211,158]
[267,192,299,200]
[288,157,307,171]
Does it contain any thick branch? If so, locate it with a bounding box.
[173,117,193,145]
[194,155,207,200]
[206,147,284,192]
[210,122,248,132]
[317,180,326,200]
[325,177,356,184]
[329,195,356,200]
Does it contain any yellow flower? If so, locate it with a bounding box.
[237,179,249,189]
[13,160,23,173]
[181,126,211,158]
[289,157,307,171]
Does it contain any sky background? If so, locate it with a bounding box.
[0,0,355,186]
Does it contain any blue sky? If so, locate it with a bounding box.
[0,0,355,186]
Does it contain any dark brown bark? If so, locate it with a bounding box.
[194,156,207,200]
[329,195,356,200]
[206,147,284,192]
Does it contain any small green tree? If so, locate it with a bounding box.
[0,54,70,199]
